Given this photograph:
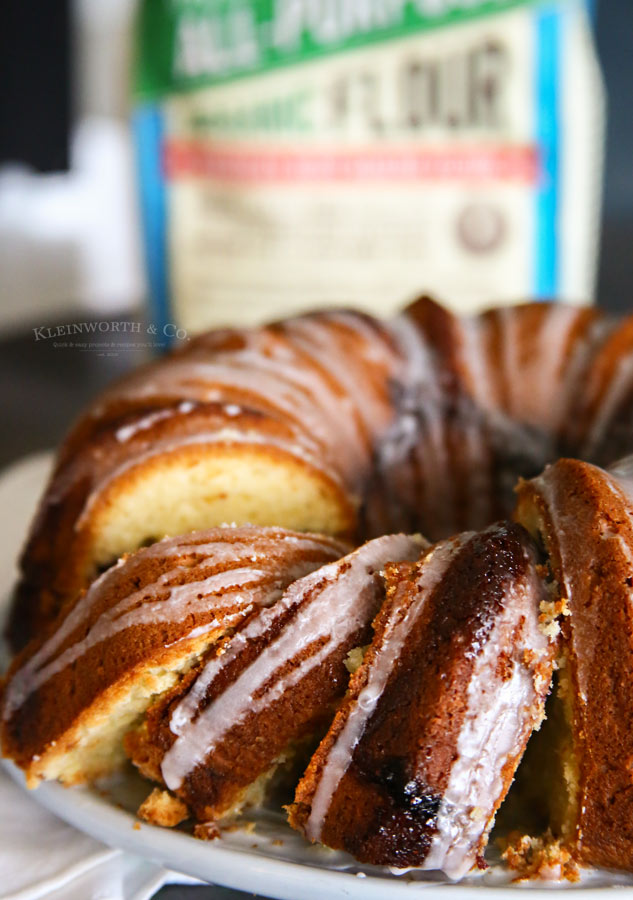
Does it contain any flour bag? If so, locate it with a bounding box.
[133,0,604,333]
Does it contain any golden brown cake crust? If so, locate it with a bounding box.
[125,593,351,822]
[8,407,356,649]
[127,619,349,822]
[515,458,633,870]
[9,309,402,649]
[125,535,422,823]
[12,297,623,652]
[289,522,555,873]
[572,317,633,463]
[359,299,607,542]
[1,527,345,784]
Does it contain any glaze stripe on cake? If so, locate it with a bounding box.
[161,533,423,791]
[304,533,472,843]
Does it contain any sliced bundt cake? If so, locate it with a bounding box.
[289,522,557,877]
[515,457,633,870]
[1,527,345,786]
[125,533,423,823]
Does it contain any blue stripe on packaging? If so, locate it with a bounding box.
[133,105,170,340]
[534,6,561,299]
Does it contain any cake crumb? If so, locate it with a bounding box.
[500,832,580,882]
[538,600,562,636]
[538,596,570,639]
[133,822,141,831]
[344,646,368,674]
[495,651,513,681]
[522,648,537,667]
[193,821,221,841]
[138,788,189,827]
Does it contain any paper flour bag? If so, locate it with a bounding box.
[133,0,604,333]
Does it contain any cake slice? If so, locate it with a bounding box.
[289,522,557,877]
[1,526,345,787]
[515,457,633,870]
[125,534,424,823]
[10,309,401,650]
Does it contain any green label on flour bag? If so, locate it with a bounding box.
[133,0,604,334]
[136,0,534,97]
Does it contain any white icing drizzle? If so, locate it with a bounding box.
[4,529,342,720]
[111,355,324,420]
[218,349,366,464]
[98,312,400,482]
[607,456,633,514]
[304,532,472,842]
[388,313,435,390]
[533,459,633,598]
[531,463,633,705]
[452,316,498,529]
[560,315,617,448]
[530,468,576,600]
[4,568,263,719]
[530,305,575,430]
[381,314,453,534]
[27,300,633,600]
[281,322,367,450]
[56,310,405,529]
[322,311,394,364]
[458,315,494,411]
[74,426,347,532]
[595,474,633,572]
[115,402,197,443]
[281,318,390,448]
[498,306,520,417]
[423,562,550,879]
[160,534,423,791]
[583,353,633,458]
[100,355,343,484]
[495,303,581,429]
[541,305,598,432]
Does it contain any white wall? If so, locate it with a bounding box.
[0,0,144,333]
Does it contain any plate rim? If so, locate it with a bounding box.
[6,759,626,899]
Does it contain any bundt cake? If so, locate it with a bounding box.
[515,456,633,871]
[6,295,633,882]
[10,295,631,650]
[288,522,557,876]
[1,526,346,786]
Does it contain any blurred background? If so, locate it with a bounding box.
[1,0,631,337]
[1,0,143,331]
